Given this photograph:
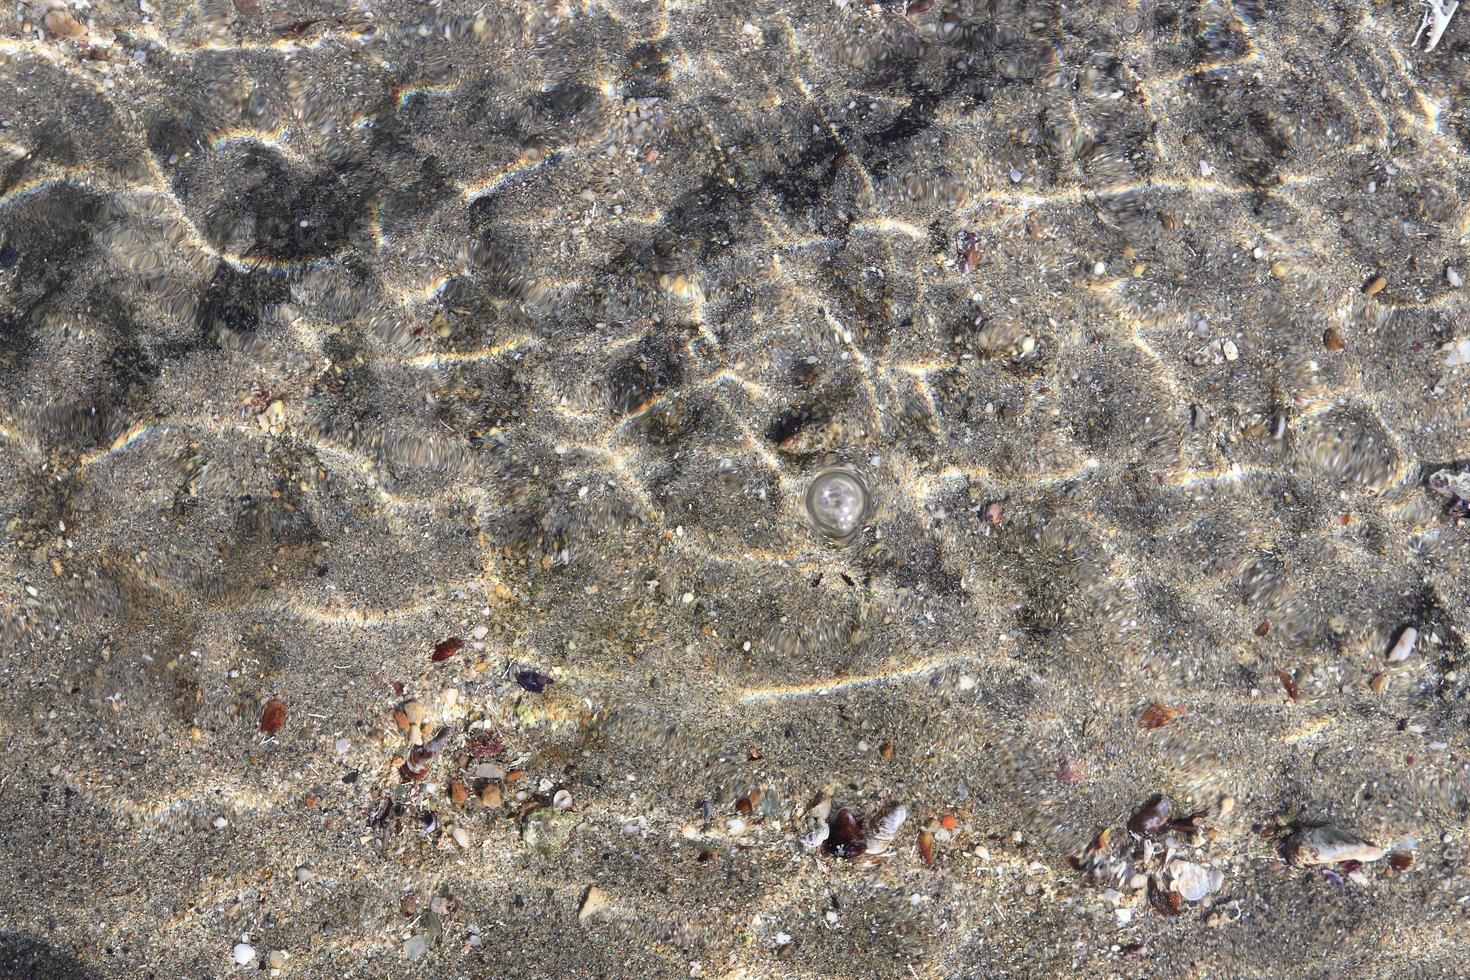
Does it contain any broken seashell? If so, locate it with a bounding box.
[1285,825,1386,867]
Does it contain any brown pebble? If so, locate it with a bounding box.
[1139,702,1185,730]
[43,7,87,38]
[1369,673,1388,694]
[747,746,763,761]
[432,636,464,662]
[504,769,522,783]
[259,699,287,733]
[940,813,958,831]
[1363,275,1387,295]
[917,829,935,867]
[449,779,469,806]
[1323,327,1345,351]
[1389,851,1413,871]
[879,741,895,760]
[1277,668,1300,701]
[1254,621,1270,637]
[982,501,1004,525]
[480,783,502,808]
[392,709,412,732]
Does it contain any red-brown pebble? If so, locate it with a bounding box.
[260,699,287,733]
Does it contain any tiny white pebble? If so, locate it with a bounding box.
[682,591,695,604]
[452,826,470,848]
[233,943,256,966]
[334,737,349,754]
[213,817,228,829]
[1093,261,1107,276]
[472,625,489,640]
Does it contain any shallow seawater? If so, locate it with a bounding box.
[3,0,1470,976]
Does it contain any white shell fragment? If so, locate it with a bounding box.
[1285,826,1386,867]
[799,821,830,852]
[1168,860,1222,902]
[1388,626,1419,663]
[872,805,907,842]
[1416,0,1461,52]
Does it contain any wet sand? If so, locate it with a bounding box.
[3,0,1470,976]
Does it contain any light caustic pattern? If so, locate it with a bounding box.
[2,0,1470,976]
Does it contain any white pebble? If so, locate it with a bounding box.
[452,826,470,848]
[1388,626,1418,662]
[334,737,350,755]
[472,625,489,640]
[233,943,257,966]
[1448,267,1462,288]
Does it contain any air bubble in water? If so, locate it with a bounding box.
[804,466,870,542]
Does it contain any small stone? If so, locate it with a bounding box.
[472,625,489,640]
[266,950,286,969]
[1363,275,1387,296]
[403,699,425,725]
[296,866,313,883]
[43,7,87,38]
[480,783,502,808]
[449,779,469,806]
[233,942,256,966]
[259,699,287,734]
[578,885,611,922]
[451,826,470,848]
[334,736,350,754]
[403,934,428,962]
[1447,267,1462,288]
[1322,327,1345,351]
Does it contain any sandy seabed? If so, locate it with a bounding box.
[3,0,1470,977]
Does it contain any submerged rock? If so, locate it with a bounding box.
[522,805,584,856]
